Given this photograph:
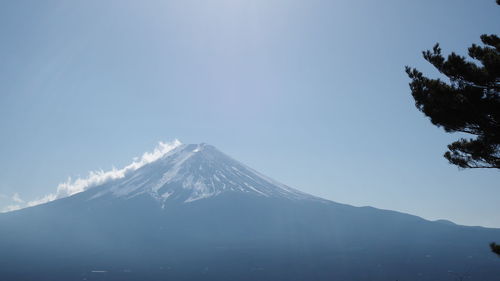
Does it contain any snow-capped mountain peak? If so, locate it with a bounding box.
[86,143,315,204]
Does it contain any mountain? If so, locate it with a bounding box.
[84,143,317,203]
[0,143,499,281]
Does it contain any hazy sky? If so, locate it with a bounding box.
[1,0,499,227]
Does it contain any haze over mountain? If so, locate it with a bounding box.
[1,143,499,281]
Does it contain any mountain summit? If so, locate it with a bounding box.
[1,143,500,281]
[85,143,316,204]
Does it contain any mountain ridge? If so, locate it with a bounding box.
[82,143,322,205]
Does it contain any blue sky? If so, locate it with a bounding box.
[0,0,499,227]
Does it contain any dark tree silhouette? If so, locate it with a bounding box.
[405,6,500,169]
[405,34,500,169]
[406,0,499,256]
[491,242,500,256]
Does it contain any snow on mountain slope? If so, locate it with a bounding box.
[86,143,319,204]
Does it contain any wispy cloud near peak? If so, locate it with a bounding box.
[2,140,182,212]
[12,193,24,203]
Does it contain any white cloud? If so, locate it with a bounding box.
[12,193,24,203]
[2,205,22,212]
[4,140,182,212]
[26,193,57,207]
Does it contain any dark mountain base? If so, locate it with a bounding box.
[1,193,500,281]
